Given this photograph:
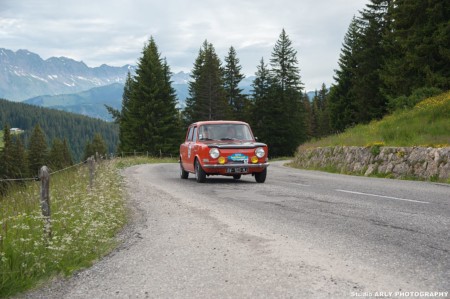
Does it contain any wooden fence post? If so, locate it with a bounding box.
[88,156,95,189]
[39,166,52,240]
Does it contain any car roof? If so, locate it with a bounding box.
[190,120,249,126]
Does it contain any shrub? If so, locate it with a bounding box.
[388,87,442,112]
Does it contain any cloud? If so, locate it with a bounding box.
[0,0,368,91]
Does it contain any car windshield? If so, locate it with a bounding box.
[198,124,254,141]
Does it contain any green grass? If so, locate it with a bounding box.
[114,156,177,169]
[0,156,173,297]
[293,91,450,183]
[300,91,450,150]
[269,156,294,162]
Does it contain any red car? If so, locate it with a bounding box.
[179,120,269,183]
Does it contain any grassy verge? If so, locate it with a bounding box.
[292,91,450,183]
[269,156,294,162]
[0,157,174,297]
[300,91,450,150]
[114,156,177,169]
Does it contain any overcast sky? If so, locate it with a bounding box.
[1,0,368,91]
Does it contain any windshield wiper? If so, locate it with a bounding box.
[220,138,236,140]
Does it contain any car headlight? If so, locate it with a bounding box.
[209,148,220,159]
[255,147,265,158]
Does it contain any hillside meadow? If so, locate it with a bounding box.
[299,91,450,150]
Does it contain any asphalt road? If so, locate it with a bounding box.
[22,161,450,298]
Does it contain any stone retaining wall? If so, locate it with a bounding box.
[293,146,450,181]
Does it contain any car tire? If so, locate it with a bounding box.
[195,159,206,183]
[255,168,267,183]
[233,174,241,180]
[180,160,189,179]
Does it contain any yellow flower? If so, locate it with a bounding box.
[415,92,450,110]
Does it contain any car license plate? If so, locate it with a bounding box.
[226,167,248,173]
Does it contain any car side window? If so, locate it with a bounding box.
[192,127,198,142]
[187,126,194,141]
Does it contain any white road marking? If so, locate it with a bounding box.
[335,189,430,204]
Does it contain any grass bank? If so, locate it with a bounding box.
[292,91,450,182]
[0,156,176,298]
[300,91,450,150]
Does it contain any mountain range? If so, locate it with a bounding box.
[0,48,135,101]
[0,48,313,121]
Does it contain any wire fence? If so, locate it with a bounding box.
[0,150,176,183]
[0,159,88,183]
[1,150,175,241]
[1,154,112,239]
[1,155,99,241]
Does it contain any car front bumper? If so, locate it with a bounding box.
[202,162,269,169]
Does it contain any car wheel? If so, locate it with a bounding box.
[233,174,241,180]
[254,168,267,183]
[195,159,206,183]
[180,160,189,179]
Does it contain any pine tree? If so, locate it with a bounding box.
[62,138,73,166]
[158,58,184,154]
[328,17,361,132]
[116,71,134,153]
[118,37,181,155]
[308,85,331,139]
[303,92,314,140]
[268,29,306,156]
[0,124,13,179]
[91,133,107,157]
[83,140,94,161]
[49,138,65,170]
[10,135,28,178]
[251,58,273,143]
[83,133,108,160]
[0,125,12,194]
[352,0,391,123]
[381,0,450,99]
[28,124,48,176]
[270,29,303,92]
[184,40,230,124]
[316,84,331,137]
[183,46,205,125]
[223,46,246,120]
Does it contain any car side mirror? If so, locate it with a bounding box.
[255,137,259,141]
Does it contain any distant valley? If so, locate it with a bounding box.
[22,81,193,121]
[23,84,124,121]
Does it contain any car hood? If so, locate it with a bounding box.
[206,141,267,149]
